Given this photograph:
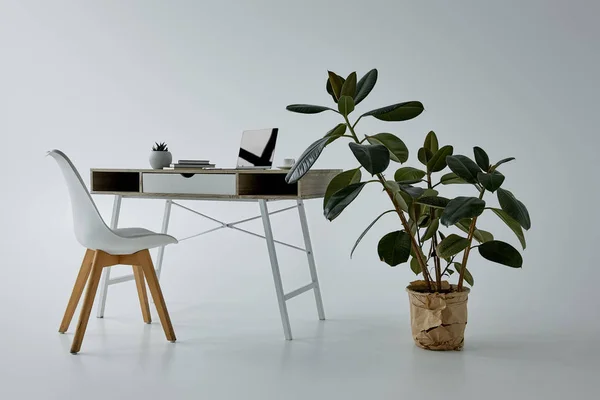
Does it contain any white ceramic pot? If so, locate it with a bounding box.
[149,151,172,169]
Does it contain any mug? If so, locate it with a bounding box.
[283,158,296,167]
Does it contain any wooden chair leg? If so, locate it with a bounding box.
[70,251,104,354]
[139,250,176,342]
[59,249,94,333]
[132,265,151,324]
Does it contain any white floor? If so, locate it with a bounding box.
[1,195,597,400]
[1,271,597,400]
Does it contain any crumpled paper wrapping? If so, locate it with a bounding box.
[406,281,470,351]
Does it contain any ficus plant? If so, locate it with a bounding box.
[285,69,530,292]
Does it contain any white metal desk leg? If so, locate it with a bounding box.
[259,200,293,340]
[155,199,173,280]
[297,200,326,320]
[96,195,122,318]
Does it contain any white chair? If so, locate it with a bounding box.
[47,149,178,354]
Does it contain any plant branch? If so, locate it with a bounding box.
[427,172,442,291]
[343,114,361,143]
[440,255,456,277]
[352,115,363,130]
[343,114,433,289]
[457,188,485,291]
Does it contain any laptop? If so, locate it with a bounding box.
[235,128,279,169]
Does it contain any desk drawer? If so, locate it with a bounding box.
[142,173,236,195]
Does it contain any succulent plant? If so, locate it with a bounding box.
[152,142,169,152]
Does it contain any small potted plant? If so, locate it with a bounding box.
[284,69,531,350]
[149,142,172,169]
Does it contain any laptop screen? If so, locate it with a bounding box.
[236,128,278,168]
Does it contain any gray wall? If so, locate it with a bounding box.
[1,0,598,337]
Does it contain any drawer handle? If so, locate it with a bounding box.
[180,173,195,178]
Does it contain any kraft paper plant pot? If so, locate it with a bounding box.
[149,151,172,169]
[406,282,470,351]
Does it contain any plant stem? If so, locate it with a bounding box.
[457,188,486,291]
[343,116,433,289]
[344,116,361,143]
[351,115,363,130]
[426,173,442,291]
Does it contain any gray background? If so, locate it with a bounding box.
[1,0,598,399]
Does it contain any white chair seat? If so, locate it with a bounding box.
[104,228,178,255]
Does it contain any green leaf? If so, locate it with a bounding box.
[424,131,439,153]
[323,168,361,208]
[326,78,338,103]
[408,202,422,223]
[445,268,455,276]
[340,72,357,98]
[286,104,335,114]
[362,101,424,122]
[478,240,523,268]
[497,188,531,230]
[446,155,482,184]
[417,214,430,227]
[437,234,470,258]
[455,219,494,243]
[349,142,390,175]
[377,231,411,266]
[415,196,450,209]
[492,157,516,169]
[350,210,395,258]
[427,145,454,173]
[338,95,355,116]
[323,182,366,221]
[366,133,409,163]
[394,167,426,184]
[422,189,438,197]
[453,262,474,286]
[440,172,467,185]
[440,196,486,227]
[327,71,345,101]
[285,136,329,184]
[398,184,425,199]
[479,230,494,243]
[422,218,439,241]
[323,123,347,145]
[410,256,422,275]
[473,146,490,171]
[384,180,409,212]
[354,69,378,105]
[478,171,505,193]
[490,208,526,249]
[417,147,433,166]
[435,233,469,258]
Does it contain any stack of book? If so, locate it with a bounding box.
[165,159,216,169]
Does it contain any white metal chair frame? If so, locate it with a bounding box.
[96,197,326,340]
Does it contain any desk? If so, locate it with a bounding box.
[90,168,340,340]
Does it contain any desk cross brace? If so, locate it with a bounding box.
[172,202,307,253]
[95,196,326,340]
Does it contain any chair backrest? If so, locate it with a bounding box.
[47,149,116,249]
